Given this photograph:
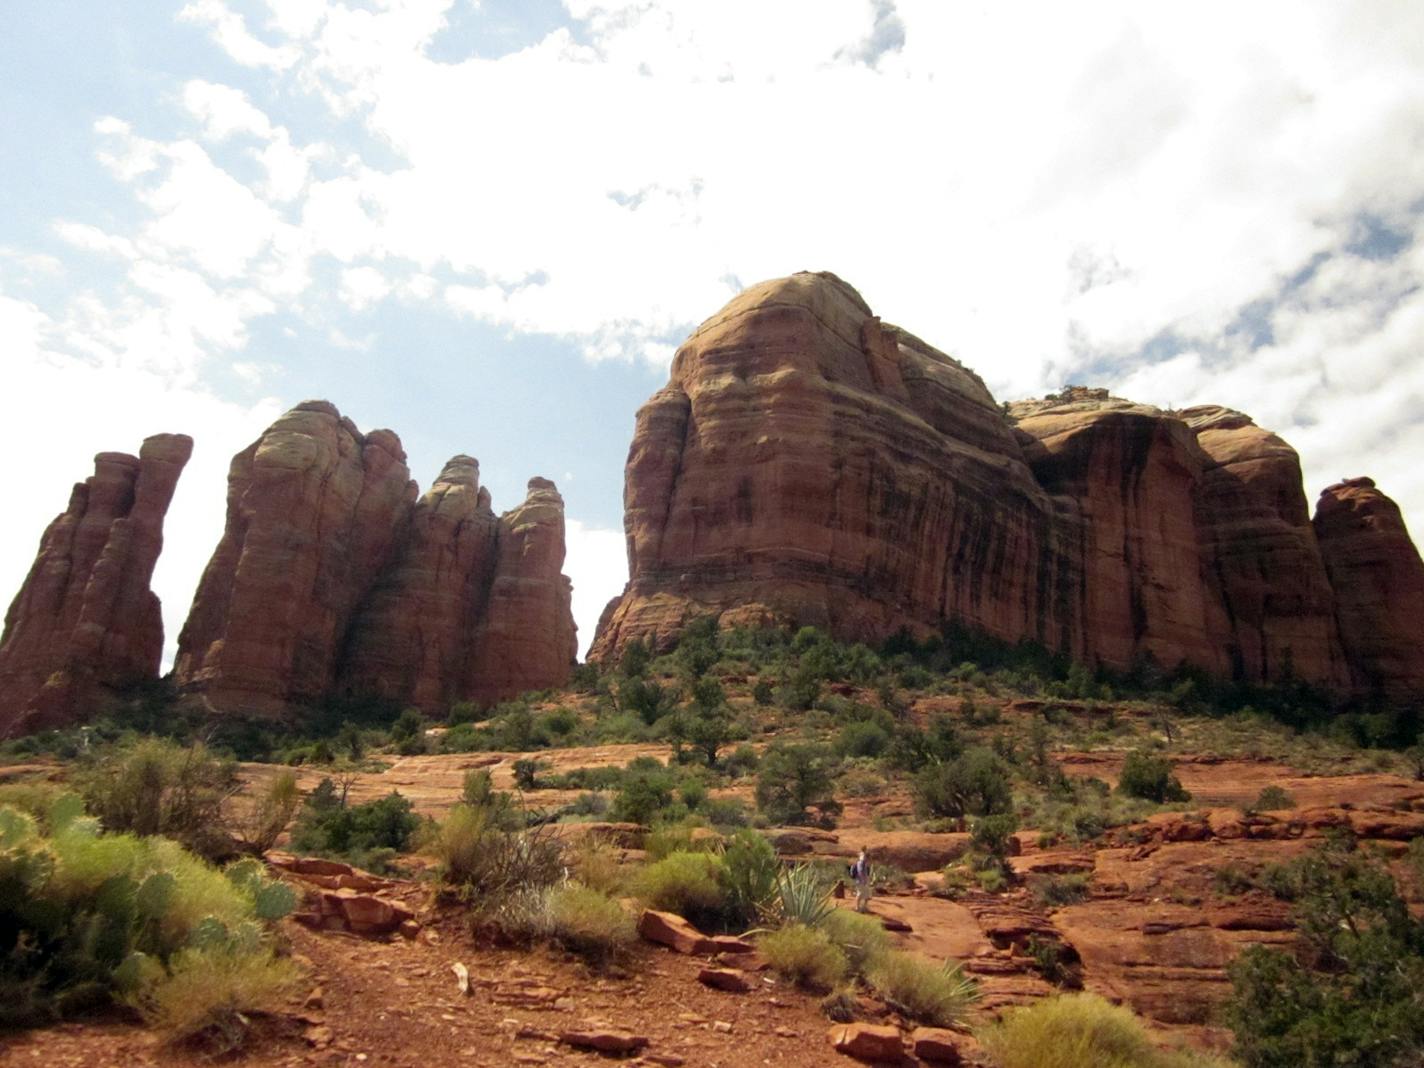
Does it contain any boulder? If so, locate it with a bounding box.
[697,967,754,993]
[0,434,192,734]
[910,1027,963,1065]
[828,1022,905,1061]
[638,909,718,955]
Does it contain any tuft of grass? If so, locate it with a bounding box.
[544,884,636,966]
[822,908,891,976]
[759,924,848,991]
[1032,873,1091,909]
[865,951,979,1028]
[570,837,625,895]
[980,992,1234,1068]
[125,947,301,1051]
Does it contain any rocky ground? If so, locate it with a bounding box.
[4,689,1422,1067]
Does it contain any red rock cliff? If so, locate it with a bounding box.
[590,272,1079,662]
[591,273,1416,698]
[175,402,576,717]
[0,434,192,734]
[174,401,418,714]
[1313,478,1424,700]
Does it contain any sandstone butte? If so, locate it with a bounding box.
[173,400,575,718]
[590,271,1424,702]
[0,434,193,736]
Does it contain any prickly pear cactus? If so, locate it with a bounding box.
[136,872,176,920]
[252,880,296,921]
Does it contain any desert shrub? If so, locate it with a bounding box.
[865,951,979,1028]
[722,829,780,929]
[233,771,300,856]
[970,813,1018,865]
[620,677,677,725]
[544,884,636,966]
[512,758,545,790]
[429,803,563,905]
[460,768,521,829]
[612,760,678,826]
[835,720,891,759]
[1116,751,1190,803]
[703,796,751,827]
[75,739,237,859]
[634,851,727,929]
[539,706,579,739]
[752,679,775,705]
[570,838,624,894]
[1226,839,1424,1067]
[755,743,840,825]
[125,945,301,1051]
[758,924,847,991]
[913,746,1013,820]
[289,786,420,873]
[884,714,964,772]
[1251,785,1295,812]
[1032,873,1091,908]
[822,909,890,975]
[644,825,719,861]
[0,803,295,1041]
[724,744,760,778]
[981,992,1226,1068]
[1212,864,1257,897]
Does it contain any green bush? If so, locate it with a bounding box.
[0,802,295,1042]
[913,747,1013,820]
[1227,840,1424,1067]
[1251,785,1294,812]
[634,851,727,929]
[75,739,238,860]
[289,785,420,872]
[1117,751,1190,803]
[755,743,840,825]
[981,992,1227,1068]
[611,761,679,826]
[865,951,979,1027]
[758,924,847,991]
[722,829,780,929]
[835,720,891,759]
[1032,873,1091,908]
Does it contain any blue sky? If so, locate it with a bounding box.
[3,1,1423,661]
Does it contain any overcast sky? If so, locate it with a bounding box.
[3,0,1422,663]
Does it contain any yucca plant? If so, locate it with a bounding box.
[773,862,836,927]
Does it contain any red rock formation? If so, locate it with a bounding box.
[176,402,576,717]
[591,273,1418,698]
[466,477,577,704]
[590,271,1078,661]
[1313,478,1424,700]
[1012,393,1229,676]
[0,434,192,735]
[174,401,417,714]
[1182,406,1349,689]
[337,456,500,709]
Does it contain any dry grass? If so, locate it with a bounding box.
[758,924,847,991]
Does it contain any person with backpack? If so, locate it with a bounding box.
[850,848,872,913]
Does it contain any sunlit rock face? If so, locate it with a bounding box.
[1313,477,1424,701]
[0,433,192,735]
[592,272,1416,701]
[175,401,575,718]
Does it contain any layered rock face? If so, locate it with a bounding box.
[589,272,1078,662]
[591,273,1420,698]
[1313,478,1424,699]
[175,401,417,714]
[175,402,575,716]
[0,434,192,735]
[466,478,578,704]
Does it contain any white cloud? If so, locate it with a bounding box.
[178,0,299,70]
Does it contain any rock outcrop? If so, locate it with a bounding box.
[465,477,578,704]
[1313,478,1424,700]
[175,401,575,717]
[0,434,192,735]
[590,272,1078,662]
[174,401,417,714]
[591,272,1421,699]
[337,456,500,709]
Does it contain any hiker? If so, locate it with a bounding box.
[850,848,872,913]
